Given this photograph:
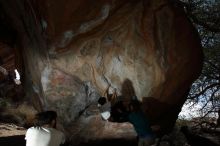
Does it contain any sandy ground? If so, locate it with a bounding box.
[0,123,26,137]
[0,122,137,146]
[1,122,220,146]
[0,123,26,146]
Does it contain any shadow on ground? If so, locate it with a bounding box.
[0,135,25,146]
[0,135,137,146]
[72,138,138,146]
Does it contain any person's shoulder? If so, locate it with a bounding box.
[50,128,64,135]
[51,128,66,143]
[27,126,39,131]
[52,128,65,141]
[26,126,42,137]
[27,126,44,132]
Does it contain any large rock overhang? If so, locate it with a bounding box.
[0,0,203,137]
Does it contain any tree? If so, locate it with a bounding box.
[179,0,220,125]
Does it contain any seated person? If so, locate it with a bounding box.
[25,111,65,146]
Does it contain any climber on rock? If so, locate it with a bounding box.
[97,85,117,121]
[98,84,157,146]
[97,84,135,123]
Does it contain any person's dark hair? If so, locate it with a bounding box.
[35,111,57,126]
[98,97,107,105]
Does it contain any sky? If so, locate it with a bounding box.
[178,102,203,119]
[178,101,218,120]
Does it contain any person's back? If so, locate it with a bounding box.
[25,111,65,146]
[128,100,155,146]
[26,126,65,146]
[128,110,154,138]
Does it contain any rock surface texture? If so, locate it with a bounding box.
[0,0,203,141]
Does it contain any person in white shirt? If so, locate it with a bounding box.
[25,111,65,146]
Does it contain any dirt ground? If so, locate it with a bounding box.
[0,123,26,137]
[1,122,219,146]
[0,122,137,146]
[0,123,26,146]
[0,135,25,146]
[0,135,137,146]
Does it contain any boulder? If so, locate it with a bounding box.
[0,0,203,140]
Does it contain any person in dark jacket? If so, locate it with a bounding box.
[128,100,155,146]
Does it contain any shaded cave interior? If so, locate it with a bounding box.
[0,0,205,146]
[0,14,175,144]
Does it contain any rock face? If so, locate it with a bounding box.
[0,0,203,141]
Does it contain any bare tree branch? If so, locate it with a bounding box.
[178,0,220,32]
[188,83,220,99]
[200,89,219,110]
